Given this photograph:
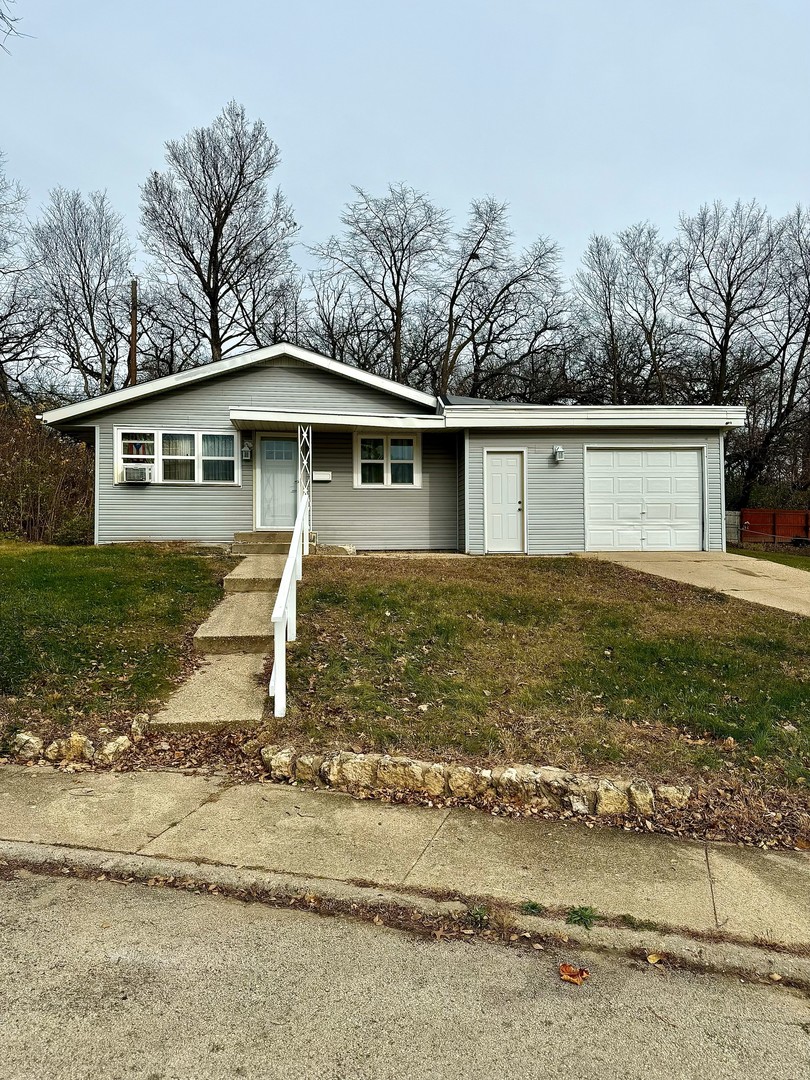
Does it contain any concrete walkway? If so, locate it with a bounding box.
[593,551,810,616]
[152,554,282,732]
[2,764,809,949]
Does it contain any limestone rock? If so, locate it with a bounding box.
[656,784,692,809]
[13,731,43,761]
[567,778,598,814]
[96,735,132,764]
[376,755,425,792]
[629,779,656,816]
[595,778,630,816]
[446,764,493,799]
[44,733,95,763]
[130,714,150,742]
[259,744,281,770]
[535,766,574,807]
[420,762,447,798]
[269,747,297,781]
[294,753,324,785]
[495,765,535,802]
[340,752,381,790]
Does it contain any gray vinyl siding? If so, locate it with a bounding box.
[311,432,459,550]
[93,361,434,544]
[466,429,725,555]
[457,433,465,552]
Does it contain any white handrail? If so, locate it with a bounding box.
[268,492,310,717]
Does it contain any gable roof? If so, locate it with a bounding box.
[40,342,439,426]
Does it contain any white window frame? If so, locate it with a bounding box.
[114,427,241,486]
[353,432,422,489]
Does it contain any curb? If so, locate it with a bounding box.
[2,838,808,990]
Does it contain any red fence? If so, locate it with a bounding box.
[740,509,810,544]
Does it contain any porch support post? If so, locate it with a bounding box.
[298,423,313,546]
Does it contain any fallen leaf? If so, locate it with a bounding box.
[768,972,783,982]
[559,962,590,986]
[795,838,810,851]
[646,953,662,965]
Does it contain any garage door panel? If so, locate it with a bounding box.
[586,447,703,551]
[616,451,643,468]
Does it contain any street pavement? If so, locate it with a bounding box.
[2,871,808,1080]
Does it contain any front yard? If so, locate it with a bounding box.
[278,556,810,787]
[0,542,235,747]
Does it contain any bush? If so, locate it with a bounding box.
[0,405,94,544]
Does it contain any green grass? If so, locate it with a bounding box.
[566,906,598,930]
[271,556,810,785]
[0,542,234,730]
[731,546,810,572]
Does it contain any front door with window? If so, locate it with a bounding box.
[258,437,298,528]
[486,451,525,552]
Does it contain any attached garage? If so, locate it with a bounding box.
[585,448,704,551]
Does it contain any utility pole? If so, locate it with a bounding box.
[127,277,138,387]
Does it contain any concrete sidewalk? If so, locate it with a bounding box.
[3,764,809,949]
[593,550,810,617]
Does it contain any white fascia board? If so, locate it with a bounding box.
[442,405,748,430]
[229,408,445,431]
[41,342,438,425]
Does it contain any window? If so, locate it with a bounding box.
[120,431,155,468]
[162,433,195,482]
[116,428,239,485]
[354,433,421,488]
[202,433,236,482]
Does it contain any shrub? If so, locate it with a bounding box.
[0,405,93,544]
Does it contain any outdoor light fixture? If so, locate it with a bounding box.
[241,439,253,461]
[552,445,565,462]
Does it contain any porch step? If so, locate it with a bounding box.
[232,541,289,555]
[151,654,266,732]
[193,592,275,654]
[233,531,292,543]
[224,555,285,594]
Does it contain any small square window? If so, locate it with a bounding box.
[356,434,419,487]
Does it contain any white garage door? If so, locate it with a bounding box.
[585,448,703,551]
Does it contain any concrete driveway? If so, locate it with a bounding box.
[592,550,810,617]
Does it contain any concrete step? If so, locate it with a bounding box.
[232,542,289,555]
[193,592,275,654]
[233,531,292,543]
[224,555,285,594]
[151,654,267,732]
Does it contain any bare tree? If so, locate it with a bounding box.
[0,155,46,403]
[677,200,782,405]
[28,188,134,396]
[725,206,810,505]
[311,184,449,383]
[433,198,566,397]
[572,224,685,404]
[0,0,22,52]
[140,101,299,363]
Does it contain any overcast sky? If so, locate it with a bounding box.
[2,0,809,273]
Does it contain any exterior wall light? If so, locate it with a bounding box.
[241,439,253,461]
[552,445,565,462]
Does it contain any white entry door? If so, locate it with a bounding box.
[485,451,525,553]
[258,437,298,529]
[585,448,703,550]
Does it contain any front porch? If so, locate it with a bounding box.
[231,415,462,552]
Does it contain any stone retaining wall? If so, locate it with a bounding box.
[257,745,692,816]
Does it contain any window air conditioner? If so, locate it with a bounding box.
[123,464,153,483]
